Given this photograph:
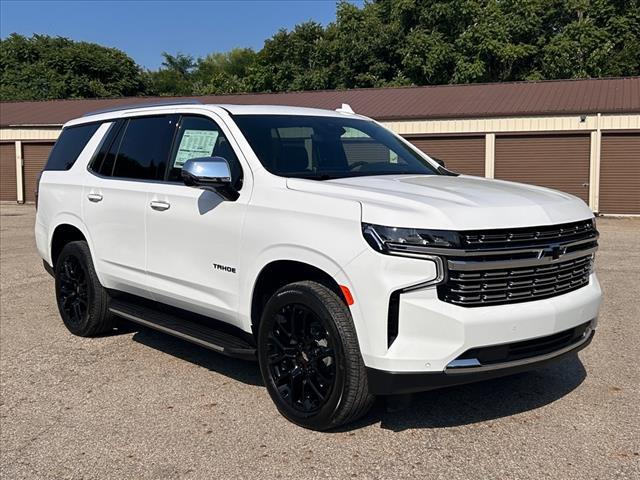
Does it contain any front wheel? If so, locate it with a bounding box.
[257,281,374,430]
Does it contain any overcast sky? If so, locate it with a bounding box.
[0,0,362,69]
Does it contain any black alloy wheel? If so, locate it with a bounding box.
[57,254,89,327]
[258,281,374,430]
[266,303,336,414]
[54,241,114,337]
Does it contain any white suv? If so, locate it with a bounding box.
[35,102,601,430]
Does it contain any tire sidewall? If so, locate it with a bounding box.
[54,242,101,336]
[258,284,349,430]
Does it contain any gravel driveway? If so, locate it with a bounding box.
[1,203,638,479]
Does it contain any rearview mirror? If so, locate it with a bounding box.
[182,156,238,200]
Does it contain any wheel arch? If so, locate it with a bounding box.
[48,214,95,268]
[250,259,346,337]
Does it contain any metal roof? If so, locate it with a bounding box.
[1,77,638,127]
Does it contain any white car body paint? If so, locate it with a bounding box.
[36,103,601,375]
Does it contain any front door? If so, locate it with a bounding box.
[145,114,251,327]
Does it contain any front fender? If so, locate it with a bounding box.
[239,244,370,350]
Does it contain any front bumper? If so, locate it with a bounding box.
[340,245,602,374]
[367,325,594,395]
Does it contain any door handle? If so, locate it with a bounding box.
[581,182,590,187]
[150,201,171,211]
[87,193,103,203]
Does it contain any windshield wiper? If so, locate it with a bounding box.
[289,173,339,181]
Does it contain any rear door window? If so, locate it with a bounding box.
[90,120,125,176]
[44,123,101,171]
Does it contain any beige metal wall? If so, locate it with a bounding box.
[384,113,640,136]
[1,112,639,212]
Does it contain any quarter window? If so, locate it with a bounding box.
[45,122,101,171]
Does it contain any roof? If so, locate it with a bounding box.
[67,103,356,128]
[1,77,638,127]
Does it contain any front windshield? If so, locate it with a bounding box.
[233,114,439,180]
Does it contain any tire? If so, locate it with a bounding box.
[257,281,374,430]
[54,241,114,337]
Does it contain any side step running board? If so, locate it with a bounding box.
[109,298,256,361]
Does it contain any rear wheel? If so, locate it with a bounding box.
[258,281,374,430]
[54,241,114,337]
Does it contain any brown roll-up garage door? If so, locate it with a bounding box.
[495,134,591,203]
[1,143,17,202]
[406,136,485,177]
[23,143,53,203]
[599,132,640,215]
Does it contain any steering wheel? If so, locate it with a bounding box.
[349,161,368,171]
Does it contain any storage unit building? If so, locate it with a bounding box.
[1,77,638,214]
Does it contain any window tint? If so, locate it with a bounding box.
[233,115,438,180]
[90,120,125,176]
[44,123,100,171]
[168,115,242,188]
[111,115,177,181]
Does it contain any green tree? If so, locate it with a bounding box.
[145,49,258,95]
[144,52,196,96]
[3,1,638,101]
[0,33,146,101]
[540,0,640,78]
[246,22,333,92]
[192,48,257,94]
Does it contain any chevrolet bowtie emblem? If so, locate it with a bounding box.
[538,244,567,260]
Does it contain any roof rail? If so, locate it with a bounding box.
[83,99,202,117]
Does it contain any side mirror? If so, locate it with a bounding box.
[430,156,445,167]
[181,156,238,200]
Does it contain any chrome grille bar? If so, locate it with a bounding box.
[435,219,597,307]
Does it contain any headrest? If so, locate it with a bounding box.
[214,138,235,160]
[278,145,309,172]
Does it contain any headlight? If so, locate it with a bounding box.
[362,223,461,257]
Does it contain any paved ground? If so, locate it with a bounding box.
[0,203,638,480]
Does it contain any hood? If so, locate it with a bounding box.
[286,174,593,230]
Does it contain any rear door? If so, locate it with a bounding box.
[83,115,178,297]
[145,113,250,327]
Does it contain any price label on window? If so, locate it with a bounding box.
[174,129,219,167]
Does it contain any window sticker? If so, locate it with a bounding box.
[174,129,219,167]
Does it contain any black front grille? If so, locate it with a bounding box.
[452,321,591,366]
[438,255,593,306]
[435,220,597,307]
[460,219,597,250]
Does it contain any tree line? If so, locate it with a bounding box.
[1,0,638,101]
